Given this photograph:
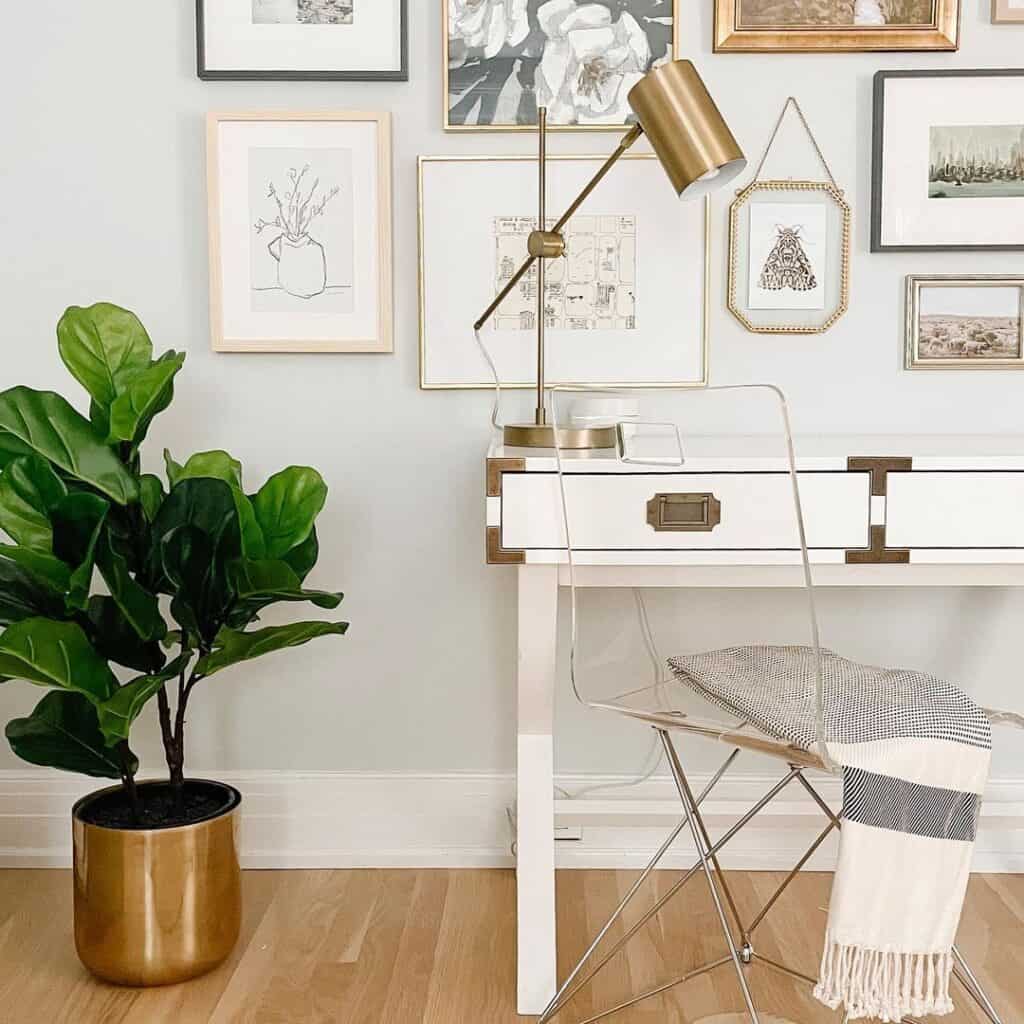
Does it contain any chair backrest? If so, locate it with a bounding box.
[550,384,833,771]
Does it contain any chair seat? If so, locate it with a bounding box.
[667,645,992,753]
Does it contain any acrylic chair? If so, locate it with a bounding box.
[539,383,1013,1024]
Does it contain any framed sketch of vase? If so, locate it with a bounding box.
[444,1,680,131]
[714,0,960,52]
[207,112,393,353]
[418,155,709,388]
[872,70,1024,251]
[197,0,407,80]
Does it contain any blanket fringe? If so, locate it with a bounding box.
[813,939,955,1022]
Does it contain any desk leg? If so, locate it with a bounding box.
[516,563,559,1016]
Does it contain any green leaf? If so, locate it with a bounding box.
[96,529,165,643]
[6,691,127,778]
[0,388,138,505]
[0,619,117,701]
[86,596,166,674]
[252,467,327,560]
[0,558,66,626]
[56,303,153,411]
[0,545,71,592]
[176,451,244,490]
[152,478,242,641]
[107,350,186,445]
[96,653,191,745]
[282,527,319,582]
[50,492,108,609]
[197,620,348,677]
[231,559,342,610]
[0,455,67,551]
[172,451,263,558]
[139,474,166,523]
[163,449,184,488]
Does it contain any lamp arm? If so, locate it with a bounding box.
[472,123,644,332]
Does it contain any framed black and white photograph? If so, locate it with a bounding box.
[418,155,708,388]
[906,275,1024,369]
[872,70,1024,251]
[444,1,680,131]
[197,0,407,80]
[207,112,393,353]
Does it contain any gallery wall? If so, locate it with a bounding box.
[2,0,1023,787]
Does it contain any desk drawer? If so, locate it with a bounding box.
[887,471,1024,550]
[501,471,870,551]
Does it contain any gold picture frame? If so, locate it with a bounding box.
[443,3,682,132]
[714,0,960,52]
[206,110,393,354]
[993,0,1024,22]
[905,275,1024,370]
[728,180,851,335]
[418,154,710,389]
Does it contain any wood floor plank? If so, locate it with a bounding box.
[0,868,1018,1023]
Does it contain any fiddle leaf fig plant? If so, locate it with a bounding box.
[0,303,347,822]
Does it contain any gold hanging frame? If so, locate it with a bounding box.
[727,98,851,336]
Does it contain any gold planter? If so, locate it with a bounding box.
[72,780,242,987]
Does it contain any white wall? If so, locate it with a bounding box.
[1,0,1023,790]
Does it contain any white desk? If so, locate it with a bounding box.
[487,436,1024,1016]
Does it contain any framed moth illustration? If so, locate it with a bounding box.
[728,181,851,334]
[207,111,393,353]
[444,0,681,131]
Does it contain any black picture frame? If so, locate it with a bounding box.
[196,0,408,82]
[871,68,1024,253]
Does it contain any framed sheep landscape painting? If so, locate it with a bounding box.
[444,0,680,131]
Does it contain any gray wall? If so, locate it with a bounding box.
[1,1,1022,780]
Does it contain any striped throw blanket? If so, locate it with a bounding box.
[666,646,992,1023]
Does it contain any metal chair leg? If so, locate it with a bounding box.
[952,945,1004,1024]
[659,730,761,1024]
[538,747,741,1023]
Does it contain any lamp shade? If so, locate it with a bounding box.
[628,60,746,200]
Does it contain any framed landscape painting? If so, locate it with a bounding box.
[444,0,680,131]
[714,0,960,51]
[207,112,393,353]
[872,71,1024,251]
[906,276,1024,370]
[197,0,407,80]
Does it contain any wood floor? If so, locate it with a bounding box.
[0,869,1018,1023]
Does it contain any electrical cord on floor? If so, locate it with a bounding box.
[555,590,669,802]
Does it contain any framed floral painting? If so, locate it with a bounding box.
[444,0,680,131]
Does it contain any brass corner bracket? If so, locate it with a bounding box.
[845,456,912,564]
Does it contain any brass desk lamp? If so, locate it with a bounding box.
[473,60,746,450]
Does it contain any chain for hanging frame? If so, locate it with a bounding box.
[727,98,851,336]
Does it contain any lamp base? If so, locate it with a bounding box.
[503,422,617,450]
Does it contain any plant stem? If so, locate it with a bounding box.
[119,742,141,826]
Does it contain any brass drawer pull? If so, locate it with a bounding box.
[646,493,721,532]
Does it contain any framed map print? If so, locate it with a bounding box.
[418,154,708,388]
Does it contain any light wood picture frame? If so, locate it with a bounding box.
[993,0,1024,22]
[714,0,960,52]
[207,111,392,353]
[905,275,1024,370]
[444,2,681,131]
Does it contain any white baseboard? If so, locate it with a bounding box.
[0,770,1020,872]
